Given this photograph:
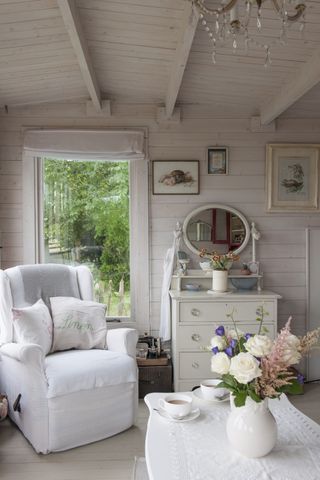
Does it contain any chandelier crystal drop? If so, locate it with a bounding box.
[192,0,307,66]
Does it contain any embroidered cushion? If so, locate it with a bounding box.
[12,299,53,355]
[50,296,107,352]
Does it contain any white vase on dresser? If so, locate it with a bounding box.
[170,289,281,392]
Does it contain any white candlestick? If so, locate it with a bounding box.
[251,222,261,264]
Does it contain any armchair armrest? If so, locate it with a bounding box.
[107,328,138,358]
[0,343,45,372]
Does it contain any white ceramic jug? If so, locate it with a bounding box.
[226,396,277,458]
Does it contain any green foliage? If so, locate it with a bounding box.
[43,159,130,289]
[256,303,269,335]
[278,378,303,395]
[218,374,262,407]
[233,391,247,407]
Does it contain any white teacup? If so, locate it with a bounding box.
[159,394,192,418]
[200,379,229,400]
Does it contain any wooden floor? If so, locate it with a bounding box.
[1,384,319,480]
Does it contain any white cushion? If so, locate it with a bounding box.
[45,349,137,398]
[12,299,53,355]
[50,296,107,352]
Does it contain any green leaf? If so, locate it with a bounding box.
[221,374,238,388]
[215,382,234,392]
[248,389,262,403]
[234,391,247,407]
[279,379,303,395]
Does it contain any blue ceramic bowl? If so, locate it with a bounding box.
[184,284,200,291]
[230,277,258,290]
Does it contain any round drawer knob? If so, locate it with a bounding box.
[192,361,199,369]
[191,333,200,342]
[191,308,200,317]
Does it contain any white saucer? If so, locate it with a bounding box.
[193,387,230,404]
[156,406,200,423]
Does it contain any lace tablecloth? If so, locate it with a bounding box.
[145,393,320,480]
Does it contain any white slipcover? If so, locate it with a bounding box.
[0,264,138,453]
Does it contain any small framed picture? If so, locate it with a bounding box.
[207,147,228,175]
[152,160,200,195]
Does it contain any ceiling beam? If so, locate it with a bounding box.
[165,3,199,119]
[260,48,320,125]
[57,0,101,111]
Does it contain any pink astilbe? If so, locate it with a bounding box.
[255,317,296,399]
[299,328,320,355]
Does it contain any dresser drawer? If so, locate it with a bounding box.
[177,325,215,350]
[177,323,276,350]
[179,352,213,379]
[179,301,275,323]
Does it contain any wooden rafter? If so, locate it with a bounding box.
[165,2,199,119]
[261,48,320,125]
[57,0,101,111]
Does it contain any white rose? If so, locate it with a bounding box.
[210,335,227,351]
[281,334,301,365]
[245,335,273,357]
[226,328,243,339]
[211,352,231,375]
[229,352,262,384]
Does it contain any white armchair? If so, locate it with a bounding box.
[0,264,138,453]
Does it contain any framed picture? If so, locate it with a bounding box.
[266,144,320,212]
[207,147,228,175]
[152,160,199,195]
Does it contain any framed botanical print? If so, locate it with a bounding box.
[266,144,320,212]
[152,160,200,195]
[207,147,228,175]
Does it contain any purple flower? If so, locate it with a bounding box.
[211,346,219,354]
[245,333,252,340]
[215,326,225,336]
[225,346,233,357]
[230,339,237,348]
[297,374,305,385]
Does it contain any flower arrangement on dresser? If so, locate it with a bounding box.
[208,306,320,458]
[199,249,239,271]
[199,249,240,292]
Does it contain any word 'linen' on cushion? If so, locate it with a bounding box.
[50,296,107,352]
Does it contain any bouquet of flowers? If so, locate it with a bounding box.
[209,306,320,407]
[200,248,239,271]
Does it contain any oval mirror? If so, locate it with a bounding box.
[182,204,250,256]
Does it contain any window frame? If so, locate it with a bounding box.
[23,153,150,328]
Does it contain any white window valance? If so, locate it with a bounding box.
[23,129,146,161]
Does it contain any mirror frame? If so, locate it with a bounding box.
[182,203,251,256]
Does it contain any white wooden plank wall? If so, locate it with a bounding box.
[0,102,319,337]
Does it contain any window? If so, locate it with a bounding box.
[23,131,149,329]
[43,158,130,318]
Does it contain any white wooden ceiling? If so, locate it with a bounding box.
[179,0,320,119]
[0,0,320,122]
[0,0,88,105]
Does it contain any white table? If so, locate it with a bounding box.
[145,392,320,480]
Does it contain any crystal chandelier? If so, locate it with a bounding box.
[192,0,306,66]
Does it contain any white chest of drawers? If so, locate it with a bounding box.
[170,290,281,392]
